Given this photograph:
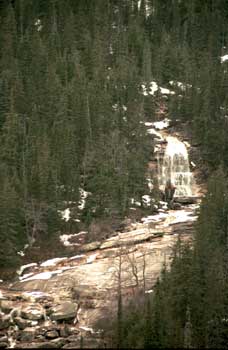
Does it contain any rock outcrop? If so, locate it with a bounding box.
[0,205,199,348]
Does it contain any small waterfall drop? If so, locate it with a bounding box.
[158,136,194,196]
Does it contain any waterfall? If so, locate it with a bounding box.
[158,136,194,197]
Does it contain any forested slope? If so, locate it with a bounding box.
[1,0,228,294]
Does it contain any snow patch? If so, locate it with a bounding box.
[40,257,68,267]
[22,291,49,301]
[17,244,29,257]
[144,122,153,126]
[142,195,151,207]
[69,254,85,260]
[169,210,198,225]
[20,270,63,282]
[152,118,170,130]
[60,232,87,247]
[142,212,169,224]
[58,208,71,221]
[86,254,97,264]
[78,188,91,210]
[184,141,191,148]
[130,198,141,207]
[0,290,7,300]
[145,289,153,294]
[221,54,228,63]
[17,263,38,277]
[147,128,164,140]
[147,178,153,191]
[169,80,192,91]
[34,18,42,32]
[19,273,35,281]
[141,81,175,96]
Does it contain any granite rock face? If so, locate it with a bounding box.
[0,202,200,348]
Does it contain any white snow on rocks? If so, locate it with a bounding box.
[169,80,192,91]
[152,118,170,130]
[141,81,175,96]
[142,195,151,207]
[58,208,71,221]
[17,263,38,277]
[147,128,164,139]
[17,244,29,257]
[78,188,91,210]
[40,257,68,267]
[144,122,153,126]
[145,289,154,294]
[86,254,97,264]
[142,212,169,224]
[22,291,49,301]
[69,254,85,260]
[60,232,87,247]
[169,210,198,225]
[142,208,198,227]
[221,54,228,63]
[20,270,63,283]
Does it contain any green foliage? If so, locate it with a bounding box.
[0,0,228,276]
[0,0,154,265]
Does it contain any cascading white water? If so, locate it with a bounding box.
[158,136,194,197]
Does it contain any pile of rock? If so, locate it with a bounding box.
[0,292,104,349]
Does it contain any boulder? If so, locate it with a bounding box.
[45,330,59,339]
[35,335,46,341]
[0,342,8,348]
[0,300,14,313]
[19,327,36,342]
[80,241,101,252]
[50,337,68,348]
[0,315,10,330]
[99,240,120,250]
[21,305,44,320]
[50,302,77,321]
[0,336,7,342]
[67,335,81,342]
[14,317,32,330]
[60,325,71,338]
[174,196,198,204]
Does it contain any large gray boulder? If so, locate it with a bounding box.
[50,302,77,321]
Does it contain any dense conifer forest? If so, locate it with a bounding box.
[1,0,228,347]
